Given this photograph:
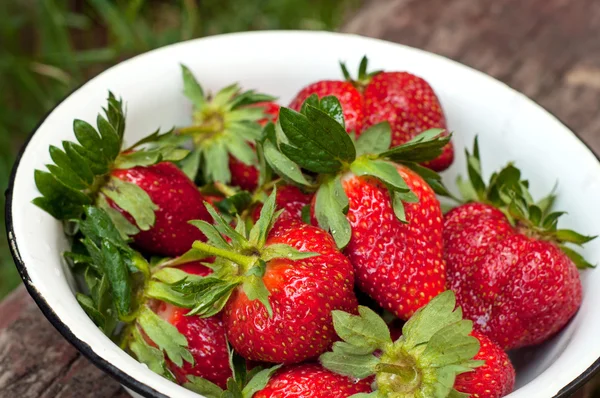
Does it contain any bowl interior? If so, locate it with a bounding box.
[8,31,600,398]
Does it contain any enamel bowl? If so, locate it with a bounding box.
[6,31,600,398]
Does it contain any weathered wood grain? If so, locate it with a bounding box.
[0,286,129,398]
[2,1,600,396]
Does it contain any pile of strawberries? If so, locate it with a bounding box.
[34,57,595,398]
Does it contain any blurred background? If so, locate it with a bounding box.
[0,0,361,299]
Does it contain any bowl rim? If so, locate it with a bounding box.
[5,30,600,398]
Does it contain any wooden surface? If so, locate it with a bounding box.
[2,0,600,396]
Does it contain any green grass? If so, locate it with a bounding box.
[0,0,359,299]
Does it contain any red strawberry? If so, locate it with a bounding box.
[229,101,280,191]
[274,104,449,320]
[180,65,277,190]
[254,363,371,398]
[454,331,515,398]
[444,139,594,350]
[108,162,211,257]
[251,184,313,223]
[180,191,358,364]
[288,57,453,170]
[224,218,357,363]
[340,163,446,319]
[155,262,231,389]
[289,81,364,134]
[363,72,453,171]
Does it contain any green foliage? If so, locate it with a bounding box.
[0,0,359,298]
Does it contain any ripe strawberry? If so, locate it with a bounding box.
[154,262,231,389]
[229,101,280,191]
[251,184,313,222]
[363,71,453,171]
[179,65,277,190]
[272,99,450,320]
[289,81,364,134]
[341,164,446,319]
[288,57,453,170]
[444,139,594,350]
[173,191,358,364]
[108,162,211,257]
[454,331,515,398]
[254,363,372,398]
[320,291,482,397]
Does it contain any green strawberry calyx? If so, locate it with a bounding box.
[144,189,318,318]
[259,94,452,248]
[33,92,189,239]
[319,291,483,398]
[340,55,383,89]
[178,64,278,184]
[457,137,597,269]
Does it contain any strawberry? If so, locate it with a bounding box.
[320,291,483,397]
[454,331,515,398]
[363,71,453,171]
[254,363,372,398]
[288,57,453,170]
[154,262,231,389]
[444,138,595,350]
[269,97,450,320]
[251,184,313,223]
[229,101,280,191]
[179,65,277,190]
[341,163,446,319]
[165,190,358,364]
[108,162,211,257]
[32,92,200,257]
[289,81,364,134]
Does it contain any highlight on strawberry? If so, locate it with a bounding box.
[30,57,596,398]
[444,138,596,350]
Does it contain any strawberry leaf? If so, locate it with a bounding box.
[355,122,392,157]
[248,189,278,248]
[241,364,282,398]
[319,95,346,128]
[181,64,206,108]
[172,276,239,317]
[203,140,232,184]
[96,195,140,239]
[76,293,105,328]
[137,306,194,367]
[331,306,392,351]
[243,273,273,317]
[261,244,319,262]
[278,104,355,174]
[561,245,596,269]
[214,191,253,217]
[320,351,380,379]
[379,129,449,162]
[555,229,597,246]
[314,176,351,249]
[184,376,223,398]
[100,176,158,231]
[263,138,311,187]
[180,148,202,181]
[350,158,410,192]
[114,146,188,169]
[129,326,175,381]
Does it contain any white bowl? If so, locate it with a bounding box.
[6,31,600,398]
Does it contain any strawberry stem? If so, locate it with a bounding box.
[192,240,257,270]
[376,359,421,394]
